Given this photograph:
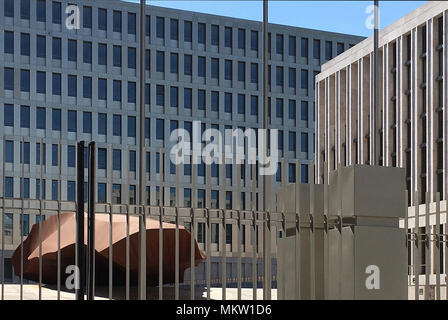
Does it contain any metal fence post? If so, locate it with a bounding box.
[87,142,96,300]
[76,141,85,300]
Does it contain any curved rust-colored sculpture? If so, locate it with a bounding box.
[12,212,205,286]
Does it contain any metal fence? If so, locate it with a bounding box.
[1,139,447,300]
[405,191,448,300]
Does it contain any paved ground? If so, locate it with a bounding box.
[1,285,277,300]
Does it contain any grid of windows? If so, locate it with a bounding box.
[0,3,361,246]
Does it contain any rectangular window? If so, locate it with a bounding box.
[198,56,206,77]
[156,51,164,72]
[37,35,46,58]
[52,37,61,60]
[184,88,192,109]
[19,142,30,164]
[225,60,232,80]
[289,68,296,88]
[146,15,150,37]
[67,145,76,167]
[51,180,58,200]
[225,27,232,47]
[52,1,61,24]
[156,85,164,106]
[98,183,107,203]
[98,8,107,31]
[83,76,92,98]
[238,94,245,115]
[276,98,284,118]
[225,93,232,113]
[301,132,308,152]
[238,28,245,49]
[36,107,46,129]
[20,33,30,56]
[113,149,121,171]
[98,43,107,66]
[98,78,107,100]
[113,115,122,136]
[83,6,92,29]
[325,41,332,60]
[276,66,283,87]
[67,75,77,97]
[52,144,58,166]
[301,69,308,89]
[170,87,178,108]
[251,30,258,51]
[128,12,136,35]
[4,68,14,91]
[156,17,164,38]
[238,61,245,81]
[4,0,14,18]
[36,71,46,94]
[113,10,122,33]
[52,108,61,131]
[125,82,136,104]
[184,21,192,42]
[21,214,30,236]
[83,112,92,133]
[36,0,45,21]
[20,106,30,128]
[67,181,75,202]
[301,38,308,57]
[128,47,136,69]
[250,95,258,116]
[337,42,344,55]
[68,110,77,132]
[301,101,308,121]
[4,104,14,127]
[20,69,30,92]
[170,19,179,40]
[146,50,150,71]
[68,39,77,62]
[198,23,206,44]
[5,177,13,198]
[184,55,192,75]
[170,53,178,74]
[276,34,283,54]
[211,91,219,112]
[211,58,219,79]
[211,25,219,46]
[129,150,136,172]
[156,119,164,140]
[98,148,107,170]
[113,80,122,101]
[288,100,296,120]
[289,36,296,56]
[113,45,122,67]
[98,113,107,135]
[128,116,136,137]
[83,41,92,64]
[52,73,61,95]
[289,131,296,151]
[5,141,13,163]
[313,39,320,59]
[198,90,206,110]
[21,0,30,20]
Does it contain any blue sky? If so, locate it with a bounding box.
[126,1,427,37]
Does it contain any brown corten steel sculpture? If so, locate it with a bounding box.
[11,212,205,286]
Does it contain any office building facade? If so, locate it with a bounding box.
[315,1,448,291]
[0,0,363,284]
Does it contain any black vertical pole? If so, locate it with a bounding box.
[373,0,380,165]
[87,142,96,300]
[76,141,85,300]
